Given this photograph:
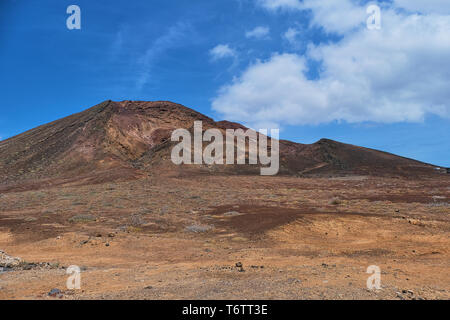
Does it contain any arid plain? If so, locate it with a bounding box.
[1,174,449,299]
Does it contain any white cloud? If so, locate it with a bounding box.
[137,22,192,90]
[212,6,450,127]
[301,0,365,34]
[259,0,365,34]
[212,54,327,127]
[259,0,450,34]
[209,44,237,61]
[283,27,301,45]
[393,0,450,14]
[257,0,302,11]
[246,26,270,39]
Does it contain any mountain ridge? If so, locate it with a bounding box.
[0,100,444,192]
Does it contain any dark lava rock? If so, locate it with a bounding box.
[48,288,62,298]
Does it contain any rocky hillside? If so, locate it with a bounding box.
[0,100,442,191]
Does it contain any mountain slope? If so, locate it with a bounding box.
[0,100,442,191]
[0,100,214,189]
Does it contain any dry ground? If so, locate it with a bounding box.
[0,175,449,299]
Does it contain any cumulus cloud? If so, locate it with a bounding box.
[393,0,450,14]
[246,26,270,39]
[209,44,236,61]
[301,0,366,34]
[260,0,365,34]
[212,54,328,127]
[212,4,450,127]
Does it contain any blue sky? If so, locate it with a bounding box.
[0,0,449,167]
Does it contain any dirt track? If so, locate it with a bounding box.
[0,175,449,299]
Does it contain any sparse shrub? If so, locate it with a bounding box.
[127,226,143,233]
[159,205,169,215]
[72,201,86,206]
[184,224,213,233]
[130,214,145,226]
[139,207,152,214]
[68,214,96,223]
[223,211,242,216]
[427,202,449,207]
[42,208,55,215]
[329,197,341,205]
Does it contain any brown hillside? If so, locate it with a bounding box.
[0,100,442,191]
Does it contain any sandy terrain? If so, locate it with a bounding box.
[1,174,449,300]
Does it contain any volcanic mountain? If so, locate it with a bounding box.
[0,100,442,191]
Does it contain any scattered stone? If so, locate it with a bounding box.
[0,250,22,268]
[48,288,63,298]
[408,219,423,226]
[396,292,404,300]
[235,262,245,272]
[22,262,35,270]
[287,278,301,284]
[95,233,102,237]
[144,286,153,290]
[108,233,115,238]
[105,243,110,247]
